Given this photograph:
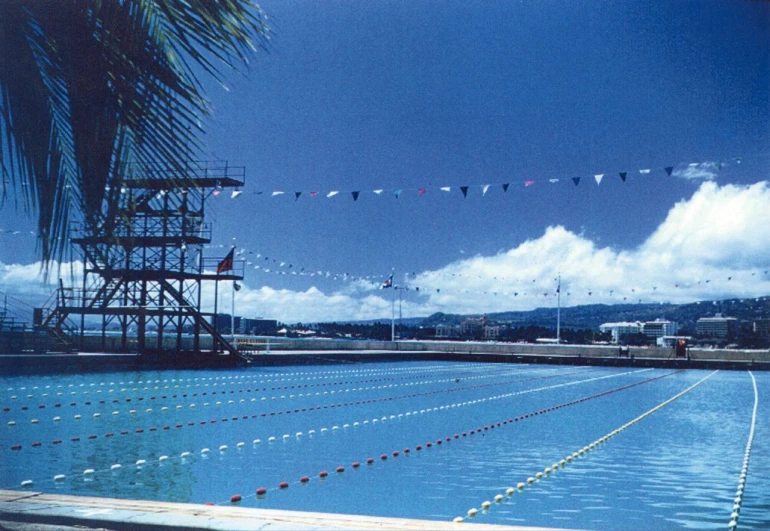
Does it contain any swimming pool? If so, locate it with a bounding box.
[1,361,767,529]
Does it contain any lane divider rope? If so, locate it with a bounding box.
[5,367,612,451]
[5,369,658,490]
[455,370,718,523]
[220,370,679,506]
[728,371,758,530]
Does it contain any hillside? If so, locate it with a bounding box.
[420,297,770,331]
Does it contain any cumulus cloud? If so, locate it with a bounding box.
[2,181,769,323]
[411,181,770,313]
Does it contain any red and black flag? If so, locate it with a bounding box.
[217,248,235,274]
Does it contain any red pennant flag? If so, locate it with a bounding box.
[524,180,535,187]
[217,248,235,274]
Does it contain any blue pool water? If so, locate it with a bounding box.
[1,361,768,530]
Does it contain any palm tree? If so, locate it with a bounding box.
[0,0,268,264]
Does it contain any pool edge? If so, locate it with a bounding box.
[0,489,585,531]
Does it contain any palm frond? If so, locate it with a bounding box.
[0,0,269,266]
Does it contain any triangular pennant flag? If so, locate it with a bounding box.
[440,186,451,192]
[327,190,339,198]
[373,189,383,195]
[231,189,242,199]
[639,169,650,174]
[502,183,509,192]
[460,186,468,198]
[619,172,627,182]
[271,190,284,197]
[418,187,427,196]
[295,192,302,201]
[351,191,360,201]
[524,180,535,187]
[594,174,604,185]
[664,166,674,176]
[310,191,319,197]
[572,177,581,186]
[549,178,559,183]
[394,189,402,198]
[212,189,221,197]
[481,184,490,196]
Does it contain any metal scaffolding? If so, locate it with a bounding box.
[39,161,246,362]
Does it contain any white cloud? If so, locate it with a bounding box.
[672,161,720,181]
[2,181,769,323]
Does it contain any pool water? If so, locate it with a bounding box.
[1,361,768,530]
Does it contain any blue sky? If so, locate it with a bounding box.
[2,0,770,323]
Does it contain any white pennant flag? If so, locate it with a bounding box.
[639,169,651,174]
[231,189,242,199]
[373,189,383,195]
[440,186,451,192]
[594,174,604,185]
[549,179,559,183]
[327,191,339,198]
[271,191,285,197]
[481,184,490,196]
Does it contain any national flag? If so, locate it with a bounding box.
[381,274,393,289]
[217,248,234,274]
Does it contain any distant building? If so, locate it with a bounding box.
[214,313,239,333]
[435,324,458,338]
[642,319,679,338]
[599,322,642,344]
[696,316,738,341]
[240,318,278,335]
[460,315,487,338]
[753,319,770,337]
[484,325,500,340]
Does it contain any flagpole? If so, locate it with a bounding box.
[391,268,395,342]
[213,277,219,354]
[231,240,236,345]
[556,273,561,344]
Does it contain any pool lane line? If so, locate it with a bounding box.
[455,369,718,523]
[0,364,535,411]
[4,369,661,490]
[217,370,679,506]
[1,361,493,398]
[5,367,606,449]
[0,365,543,413]
[728,371,758,530]
[4,367,648,452]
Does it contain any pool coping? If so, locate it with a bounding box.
[0,490,583,530]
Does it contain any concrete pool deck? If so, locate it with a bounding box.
[0,490,581,531]
[1,344,768,375]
